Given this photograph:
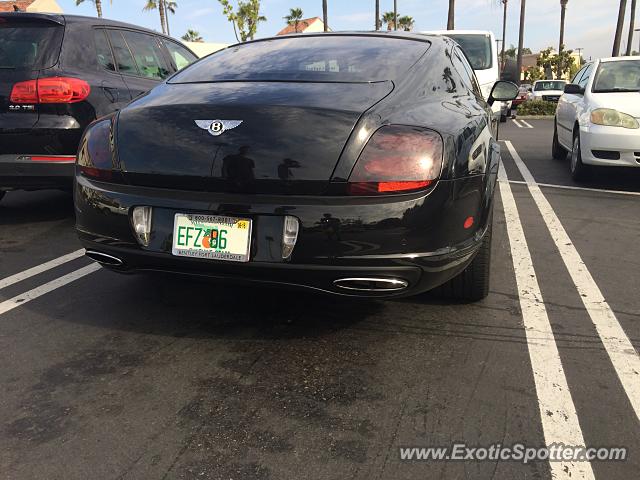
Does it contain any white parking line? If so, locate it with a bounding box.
[504,140,640,422]
[508,179,640,197]
[0,263,101,316]
[512,119,524,128]
[0,249,85,291]
[498,166,595,480]
[519,120,534,129]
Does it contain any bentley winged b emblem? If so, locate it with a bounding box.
[195,119,243,137]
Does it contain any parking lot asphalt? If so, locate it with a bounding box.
[1,118,639,480]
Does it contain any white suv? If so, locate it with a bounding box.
[553,57,640,180]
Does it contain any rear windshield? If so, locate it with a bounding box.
[592,60,640,93]
[446,34,492,70]
[0,18,64,70]
[169,36,429,83]
[534,81,566,91]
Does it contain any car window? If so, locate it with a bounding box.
[578,64,593,88]
[94,28,116,72]
[571,65,587,84]
[163,40,197,71]
[122,31,171,80]
[170,36,430,83]
[451,47,477,95]
[592,60,640,92]
[0,17,63,70]
[445,33,492,70]
[107,30,138,75]
[534,81,566,91]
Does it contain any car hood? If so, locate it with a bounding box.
[532,90,564,96]
[589,92,640,117]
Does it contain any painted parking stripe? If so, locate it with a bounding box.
[508,179,640,197]
[0,249,85,291]
[505,140,640,422]
[498,166,595,480]
[512,119,524,128]
[0,263,100,316]
[519,120,534,129]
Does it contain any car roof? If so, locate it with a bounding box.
[0,12,174,42]
[597,56,640,63]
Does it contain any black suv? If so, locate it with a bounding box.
[0,13,198,203]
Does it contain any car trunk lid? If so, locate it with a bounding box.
[116,81,394,194]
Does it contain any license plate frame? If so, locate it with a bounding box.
[171,213,252,262]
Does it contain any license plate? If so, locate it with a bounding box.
[171,213,252,262]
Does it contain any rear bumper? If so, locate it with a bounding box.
[0,154,75,190]
[75,172,496,298]
[579,125,640,167]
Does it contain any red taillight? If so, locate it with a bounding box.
[347,126,443,195]
[77,115,116,181]
[10,77,90,104]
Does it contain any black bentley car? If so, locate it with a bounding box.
[74,33,517,300]
[0,12,197,203]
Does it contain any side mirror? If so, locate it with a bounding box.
[488,80,519,106]
[564,84,585,95]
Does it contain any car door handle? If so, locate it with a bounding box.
[101,85,120,103]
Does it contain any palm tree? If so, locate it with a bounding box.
[447,0,455,29]
[164,0,177,36]
[75,0,103,18]
[398,16,414,31]
[375,0,380,30]
[322,0,328,32]
[181,29,203,42]
[382,11,396,30]
[284,7,305,33]
[613,0,627,56]
[143,0,167,35]
[500,0,508,72]
[516,0,526,85]
[557,0,568,79]
[393,0,398,31]
[626,0,637,55]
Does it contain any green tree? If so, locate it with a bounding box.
[523,66,543,82]
[75,0,103,18]
[381,11,396,30]
[219,0,266,42]
[397,16,415,31]
[536,47,575,79]
[181,29,203,42]
[283,7,306,33]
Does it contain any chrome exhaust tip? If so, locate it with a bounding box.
[85,250,124,266]
[333,277,409,292]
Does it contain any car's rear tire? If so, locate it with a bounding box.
[570,130,590,181]
[436,215,492,302]
[552,119,567,160]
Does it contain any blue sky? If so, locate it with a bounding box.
[58,0,636,60]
